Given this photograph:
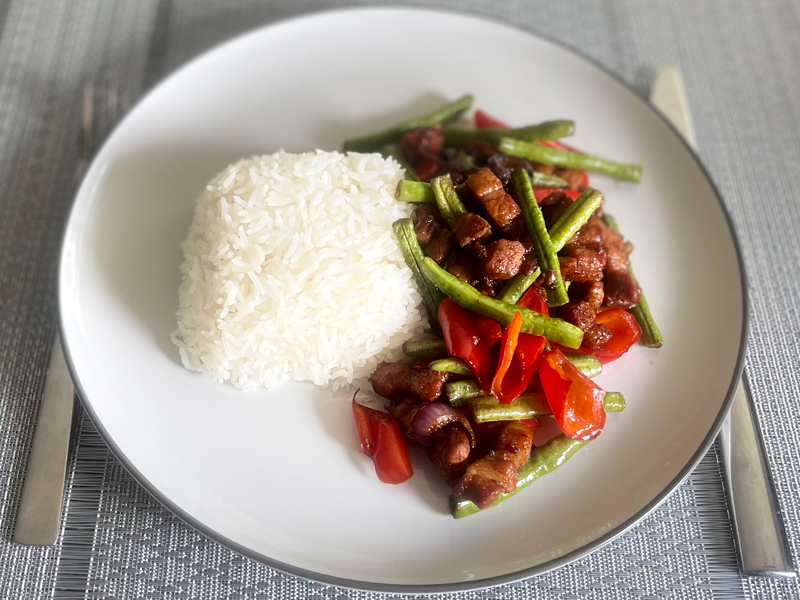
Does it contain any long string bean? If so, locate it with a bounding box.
[420,257,584,348]
[451,435,588,518]
[513,169,569,307]
[442,120,574,148]
[344,94,474,152]
[499,137,643,183]
[602,214,663,347]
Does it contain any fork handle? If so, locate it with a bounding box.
[14,333,74,545]
[720,377,795,577]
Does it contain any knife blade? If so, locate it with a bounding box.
[650,66,794,578]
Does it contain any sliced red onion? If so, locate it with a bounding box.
[407,402,459,446]
[406,402,476,448]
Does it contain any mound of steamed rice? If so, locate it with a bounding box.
[171,151,427,390]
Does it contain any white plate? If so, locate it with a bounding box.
[59,7,746,593]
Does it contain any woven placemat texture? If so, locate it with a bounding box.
[0,1,797,598]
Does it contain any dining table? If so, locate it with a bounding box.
[0,0,798,598]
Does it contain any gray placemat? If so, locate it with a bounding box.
[0,1,798,598]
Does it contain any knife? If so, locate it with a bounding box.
[650,67,795,578]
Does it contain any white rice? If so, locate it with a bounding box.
[171,151,427,390]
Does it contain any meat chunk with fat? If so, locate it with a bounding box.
[602,270,642,309]
[540,191,574,228]
[465,167,505,203]
[370,362,449,402]
[569,217,642,309]
[582,322,614,350]
[453,422,534,509]
[425,228,454,264]
[448,254,478,284]
[482,239,525,280]
[559,244,607,282]
[390,399,474,485]
[475,276,497,298]
[453,213,492,247]
[412,204,442,246]
[555,167,587,191]
[401,127,444,165]
[556,301,596,332]
[554,281,604,331]
[465,168,521,230]
[428,424,472,487]
[482,193,521,231]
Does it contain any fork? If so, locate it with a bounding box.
[13,78,129,546]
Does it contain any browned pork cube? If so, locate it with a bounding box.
[453,213,492,247]
[482,239,525,280]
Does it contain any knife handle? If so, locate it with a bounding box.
[719,377,795,577]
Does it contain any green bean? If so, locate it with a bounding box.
[398,219,445,309]
[602,214,663,348]
[397,180,435,204]
[531,171,568,188]
[548,188,604,250]
[471,393,550,423]
[451,435,588,518]
[431,174,467,228]
[471,390,623,423]
[429,357,472,376]
[513,169,569,307]
[402,338,445,358]
[344,95,474,152]
[382,144,419,181]
[498,190,603,306]
[497,272,539,304]
[444,380,482,406]
[630,295,663,348]
[603,391,626,411]
[442,120,575,148]
[420,257,584,349]
[498,138,643,183]
[393,220,443,323]
[566,354,602,378]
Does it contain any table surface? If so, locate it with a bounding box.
[0,1,798,598]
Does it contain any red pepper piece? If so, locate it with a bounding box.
[474,109,509,129]
[352,399,413,484]
[438,297,502,394]
[518,287,549,316]
[525,370,543,393]
[581,308,642,364]
[493,334,547,404]
[491,296,549,404]
[491,312,522,397]
[533,188,583,203]
[539,349,606,441]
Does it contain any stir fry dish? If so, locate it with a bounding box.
[345,95,662,518]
